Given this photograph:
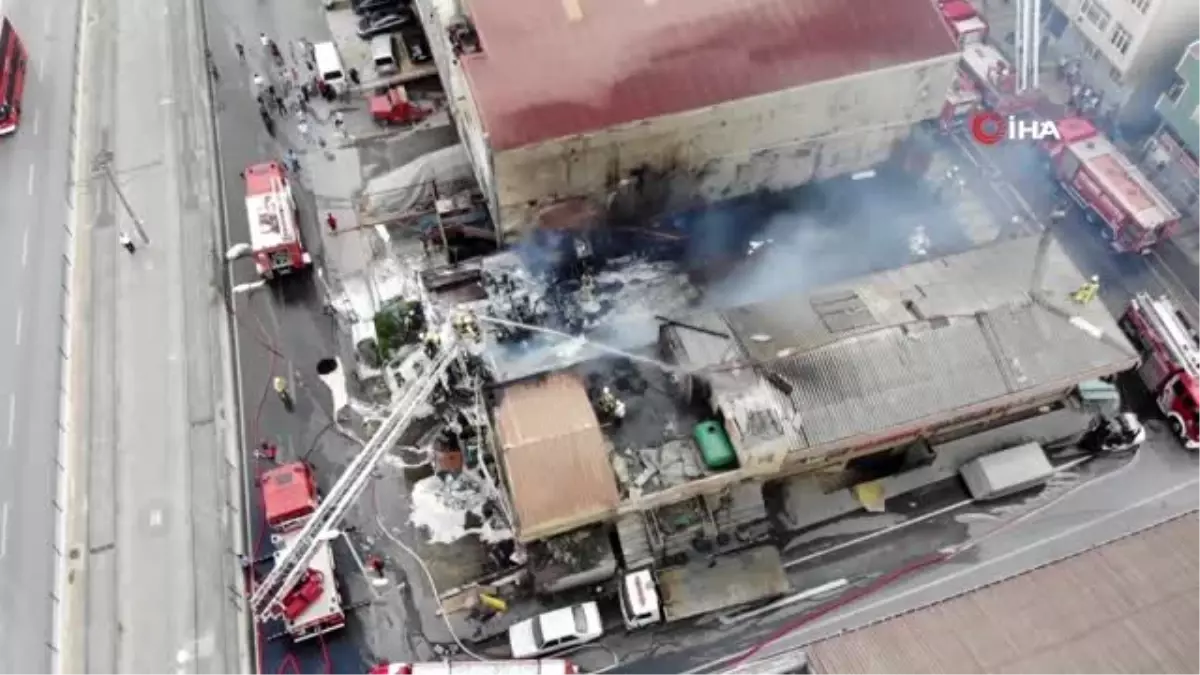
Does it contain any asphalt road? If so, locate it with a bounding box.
[62,0,243,670]
[201,0,367,670]
[0,0,79,670]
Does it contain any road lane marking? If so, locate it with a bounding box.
[33,109,38,136]
[5,395,13,447]
[14,306,22,346]
[20,229,28,268]
[27,164,35,195]
[0,502,8,560]
[44,5,53,33]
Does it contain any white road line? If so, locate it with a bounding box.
[5,395,14,447]
[27,164,35,195]
[32,109,38,136]
[0,502,8,561]
[20,229,28,268]
[43,5,53,33]
[14,306,22,346]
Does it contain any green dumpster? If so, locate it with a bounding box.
[694,420,737,470]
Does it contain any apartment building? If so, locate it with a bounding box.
[1046,0,1199,130]
[1144,41,1198,226]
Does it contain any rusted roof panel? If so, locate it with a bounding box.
[461,0,959,151]
[808,513,1200,674]
[495,373,620,540]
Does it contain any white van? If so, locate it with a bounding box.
[618,569,662,629]
[313,41,346,92]
[370,34,398,76]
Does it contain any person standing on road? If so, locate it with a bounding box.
[326,212,338,233]
[235,42,245,62]
[273,376,294,412]
[297,120,312,145]
[252,73,265,95]
[119,231,136,254]
[287,149,302,173]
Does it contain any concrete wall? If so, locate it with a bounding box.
[413,0,497,214]
[488,55,959,239]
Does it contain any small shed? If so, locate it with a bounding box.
[494,373,620,541]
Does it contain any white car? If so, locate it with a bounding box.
[508,602,604,659]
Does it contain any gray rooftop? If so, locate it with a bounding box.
[665,236,1138,459]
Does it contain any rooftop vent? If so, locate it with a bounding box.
[810,290,877,333]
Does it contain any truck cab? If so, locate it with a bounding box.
[618,569,662,629]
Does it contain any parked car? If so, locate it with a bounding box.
[353,0,406,15]
[357,11,413,40]
[401,31,432,64]
[508,603,604,659]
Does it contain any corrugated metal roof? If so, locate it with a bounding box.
[661,237,1139,454]
[807,513,1200,673]
[460,0,959,151]
[494,373,620,540]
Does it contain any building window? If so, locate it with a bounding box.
[1083,42,1102,60]
[1165,77,1187,104]
[1130,0,1150,13]
[1110,66,1123,84]
[1110,24,1133,54]
[1079,0,1112,31]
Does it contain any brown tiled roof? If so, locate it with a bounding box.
[495,373,619,541]
[460,0,959,151]
[807,513,1200,673]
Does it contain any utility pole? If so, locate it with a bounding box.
[92,151,151,245]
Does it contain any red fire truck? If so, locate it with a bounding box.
[261,462,346,640]
[938,0,988,47]
[1045,117,1181,254]
[1120,293,1199,449]
[939,71,983,132]
[244,161,312,278]
[369,660,580,674]
[959,43,1038,116]
[0,16,29,136]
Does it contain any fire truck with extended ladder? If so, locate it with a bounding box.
[249,337,466,632]
[260,461,346,640]
[1120,293,1199,449]
[244,161,312,278]
[1043,117,1181,254]
[959,42,1039,116]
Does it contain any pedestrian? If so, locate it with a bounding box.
[273,375,294,411]
[297,120,312,144]
[326,212,338,233]
[299,82,311,105]
[252,73,265,92]
[119,231,136,254]
[209,62,220,83]
[1071,275,1100,304]
[266,83,276,100]
[256,440,278,462]
[287,149,301,173]
[296,90,310,114]
[259,32,271,49]
[235,42,245,62]
[274,93,287,114]
[348,67,360,86]
[333,110,344,129]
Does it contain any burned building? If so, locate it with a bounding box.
[483,236,1138,544]
[411,0,961,239]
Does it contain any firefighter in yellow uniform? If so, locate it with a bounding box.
[1071,275,1100,304]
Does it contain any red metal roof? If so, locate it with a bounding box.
[461,0,959,151]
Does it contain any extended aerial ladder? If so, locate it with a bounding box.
[250,339,464,620]
[1130,292,1200,378]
